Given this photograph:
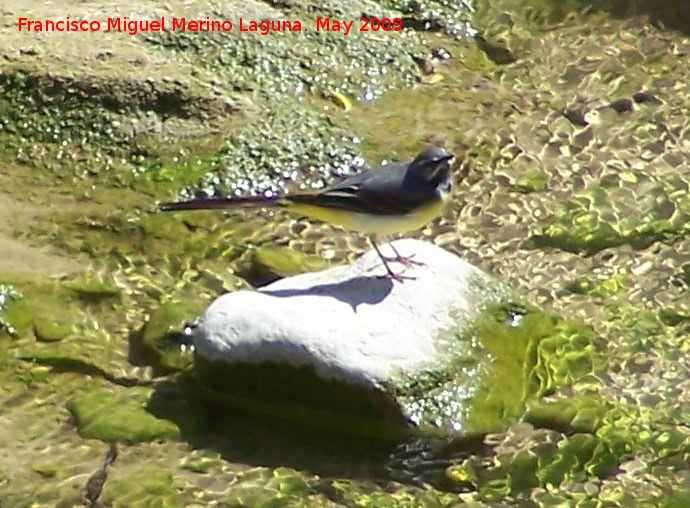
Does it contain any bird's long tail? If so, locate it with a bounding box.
[157,194,286,212]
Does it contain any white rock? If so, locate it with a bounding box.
[195,239,501,388]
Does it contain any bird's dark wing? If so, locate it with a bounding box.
[287,162,434,216]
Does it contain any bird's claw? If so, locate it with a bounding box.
[377,270,416,283]
[381,253,426,269]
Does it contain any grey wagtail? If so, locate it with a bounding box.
[157,145,455,281]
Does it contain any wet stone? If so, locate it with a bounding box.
[193,239,507,439]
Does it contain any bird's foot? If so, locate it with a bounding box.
[377,259,417,282]
[377,270,416,283]
[370,240,421,282]
[381,253,426,269]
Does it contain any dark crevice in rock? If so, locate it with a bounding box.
[84,442,119,508]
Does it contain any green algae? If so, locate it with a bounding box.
[530,319,600,393]
[0,275,127,351]
[62,278,121,302]
[453,392,690,503]
[268,467,313,496]
[516,432,615,495]
[180,453,223,474]
[439,300,690,503]
[659,306,690,327]
[0,279,82,340]
[250,245,331,280]
[66,388,180,444]
[102,468,182,508]
[32,317,73,342]
[536,182,690,255]
[663,490,690,508]
[218,483,280,507]
[513,169,550,193]
[395,303,601,437]
[525,396,610,434]
[514,307,598,396]
[332,479,466,508]
[461,305,546,433]
[566,273,628,298]
[216,467,321,507]
[31,460,60,478]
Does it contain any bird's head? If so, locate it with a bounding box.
[408,146,455,192]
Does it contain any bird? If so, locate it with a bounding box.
[157,145,455,281]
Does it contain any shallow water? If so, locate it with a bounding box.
[1,0,690,506]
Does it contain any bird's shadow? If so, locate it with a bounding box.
[262,273,394,310]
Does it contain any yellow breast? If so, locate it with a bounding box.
[286,196,447,235]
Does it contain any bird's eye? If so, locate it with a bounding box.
[440,180,452,193]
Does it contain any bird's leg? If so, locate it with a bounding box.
[373,235,426,268]
[369,237,415,282]
[384,242,426,268]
